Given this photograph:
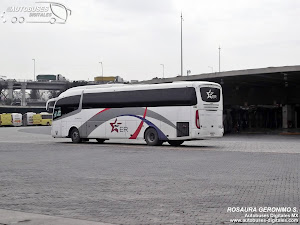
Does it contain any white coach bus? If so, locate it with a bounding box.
[46,81,223,146]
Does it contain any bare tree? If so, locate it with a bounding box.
[48,90,61,99]
[29,90,40,100]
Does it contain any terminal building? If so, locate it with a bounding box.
[143,65,300,131]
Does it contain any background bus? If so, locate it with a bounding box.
[0,113,12,126]
[23,112,36,126]
[48,81,223,145]
[33,112,52,126]
[11,113,22,127]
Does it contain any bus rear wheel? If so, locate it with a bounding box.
[145,128,163,146]
[168,140,184,146]
[70,128,82,143]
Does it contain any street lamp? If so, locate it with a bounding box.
[32,59,35,81]
[160,64,164,78]
[218,46,221,72]
[180,12,184,76]
[99,62,103,83]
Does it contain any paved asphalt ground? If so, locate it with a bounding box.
[0,127,299,224]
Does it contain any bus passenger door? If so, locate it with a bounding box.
[61,121,67,137]
[52,120,62,137]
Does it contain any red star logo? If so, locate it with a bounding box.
[110,118,122,133]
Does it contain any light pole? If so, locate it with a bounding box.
[208,66,213,73]
[32,59,35,81]
[160,64,164,78]
[218,46,221,72]
[99,62,103,83]
[180,12,184,76]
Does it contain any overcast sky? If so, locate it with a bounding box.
[1,0,300,82]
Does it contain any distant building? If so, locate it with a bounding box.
[142,65,300,130]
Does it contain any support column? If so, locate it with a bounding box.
[7,81,13,100]
[295,111,298,129]
[282,105,294,128]
[21,82,27,106]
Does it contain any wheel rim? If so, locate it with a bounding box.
[72,131,78,140]
[149,132,155,142]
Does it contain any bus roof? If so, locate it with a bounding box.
[57,81,221,98]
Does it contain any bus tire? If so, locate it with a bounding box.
[96,138,106,144]
[168,140,184,146]
[70,128,82,143]
[145,128,162,146]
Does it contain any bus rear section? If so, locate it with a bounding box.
[23,112,36,126]
[12,113,22,127]
[192,84,223,138]
[0,114,13,126]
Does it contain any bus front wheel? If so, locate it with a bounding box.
[70,128,82,143]
[168,140,184,146]
[145,128,163,146]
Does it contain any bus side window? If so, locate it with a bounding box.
[82,88,197,109]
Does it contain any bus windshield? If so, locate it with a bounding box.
[53,107,62,119]
[46,98,57,112]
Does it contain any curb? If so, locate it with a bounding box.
[280,132,300,135]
